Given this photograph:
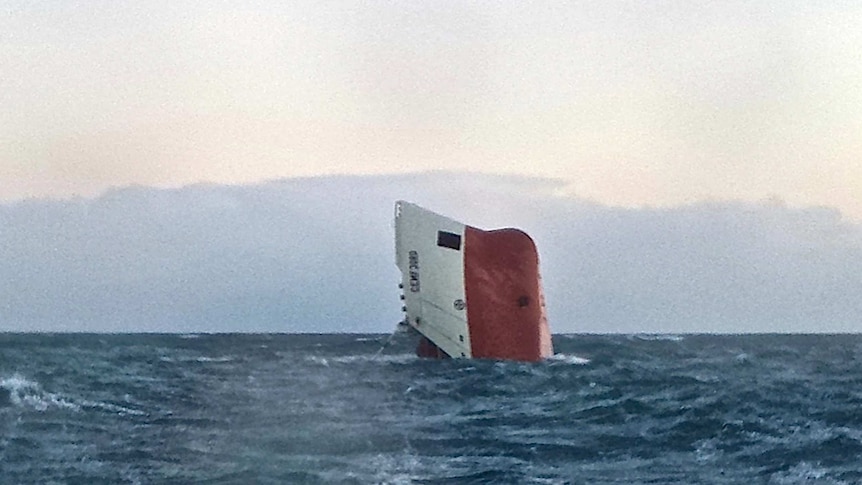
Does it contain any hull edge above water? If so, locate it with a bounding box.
[394,201,553,362]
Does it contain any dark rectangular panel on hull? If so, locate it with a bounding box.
[437,231,462,250]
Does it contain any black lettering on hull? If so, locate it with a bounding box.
[408,250,420,292]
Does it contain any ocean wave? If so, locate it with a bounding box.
[305,352,587,367]
[4,334,862,484]
[306,355,330,367]
[159,355,235,363]
[305,353,418,366]
[0,374,80,412]
[632,334,684,342]
[547,353,590,365]
[770,462,840,484]
[0,374,148,417]
[79,398,149,417]
[193,356,234,363]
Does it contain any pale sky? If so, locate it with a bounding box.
[2,1,861,219]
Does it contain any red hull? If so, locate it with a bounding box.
[463,227,553,361]
[415,336,451,359]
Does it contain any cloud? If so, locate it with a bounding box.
[1,172,860,333]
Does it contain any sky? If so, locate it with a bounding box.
[2,1,861,219]
[2,2,862,333]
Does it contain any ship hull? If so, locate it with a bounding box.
[394,201,553,362]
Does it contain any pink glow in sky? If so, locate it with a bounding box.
[2,2,861,219]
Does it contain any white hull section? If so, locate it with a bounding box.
[394,201,472,358]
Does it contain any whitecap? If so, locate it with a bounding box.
[337,353,417,365]
[160,355,234,363]
[194,356,234,363]
[548,354,591,365]
[0,373,80,412]
[307,355,330,366]
[79,399,148,417]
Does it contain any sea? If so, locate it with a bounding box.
[2,333,862,484]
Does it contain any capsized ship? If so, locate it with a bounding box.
[394,201,553,362]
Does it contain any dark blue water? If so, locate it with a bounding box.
[2,333,862,484]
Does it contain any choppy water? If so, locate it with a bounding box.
[2,333,862,484]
